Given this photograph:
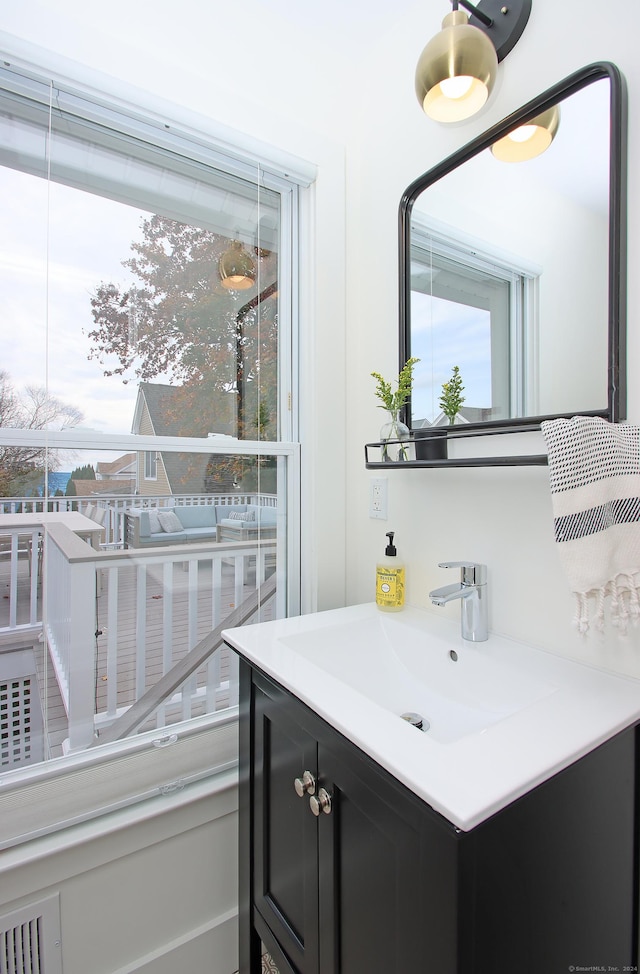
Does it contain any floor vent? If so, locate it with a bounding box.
[0,895,61,974]
[0,650,44,769]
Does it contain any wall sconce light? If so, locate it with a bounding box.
[415,0,531,123]
[219,240,257,291]
[490,104,560,161]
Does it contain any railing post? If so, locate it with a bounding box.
[66,559,97,751]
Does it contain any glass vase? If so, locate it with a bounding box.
[380,410,410,462]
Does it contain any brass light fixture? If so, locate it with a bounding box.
[219,240,257,291]
[415,0,532,123]
[490,104,560,161]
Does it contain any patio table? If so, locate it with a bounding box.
[0,512,105,584]
[0,511,104,550]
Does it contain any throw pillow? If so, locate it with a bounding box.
[157,510,183,533]
[228,511,247,521]
[147,510,162,534]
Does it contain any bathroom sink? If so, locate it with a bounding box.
[223,602,640,830]
[280,613,557,744]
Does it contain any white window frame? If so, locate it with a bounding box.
[0,50,314,847]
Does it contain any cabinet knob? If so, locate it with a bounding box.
[294,770,316,797]
[309,788,332,816]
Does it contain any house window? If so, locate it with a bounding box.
[410,220,538,425]
[0,59,306,844]
[144,452,157,481]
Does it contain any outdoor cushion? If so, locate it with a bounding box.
[158,510,184,533]
[174,506,220,529]
[247,504,277,525]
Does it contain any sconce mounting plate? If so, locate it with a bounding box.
[468,0,532,62]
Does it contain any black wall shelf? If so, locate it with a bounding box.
[365,423,549,469]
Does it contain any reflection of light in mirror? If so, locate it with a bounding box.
[491,105,560,163]
[509,124,537,143]
[411,292,491,425]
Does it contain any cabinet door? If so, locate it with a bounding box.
[253,678,320,974]
[316,734,461,974]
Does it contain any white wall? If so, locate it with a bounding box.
[0,775,239,974]
[343,0,640,680]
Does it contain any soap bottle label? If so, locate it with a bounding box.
[376,567,405,608]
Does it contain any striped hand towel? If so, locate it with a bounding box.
[541,416,640,634]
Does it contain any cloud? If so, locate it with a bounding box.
[1,165,143,442]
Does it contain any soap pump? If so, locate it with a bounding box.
[376,531,405,612]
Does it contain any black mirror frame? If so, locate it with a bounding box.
[399,62,627,440]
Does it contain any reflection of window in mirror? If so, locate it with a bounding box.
[409,221,539,428]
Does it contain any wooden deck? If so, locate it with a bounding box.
[0,553,275,761]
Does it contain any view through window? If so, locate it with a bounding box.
[0,64,299,830]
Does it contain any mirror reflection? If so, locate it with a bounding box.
[403,70,618,432]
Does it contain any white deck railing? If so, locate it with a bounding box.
[0,491,277,547]
[0,516,279,753]
[0,527,40,634]
[0,492,278,633]
[43,523,278,752]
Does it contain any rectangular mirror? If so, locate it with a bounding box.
[399,62,627,445]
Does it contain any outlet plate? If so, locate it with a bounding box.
[369,477,388,519]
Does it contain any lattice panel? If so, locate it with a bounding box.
[1,676,37,769]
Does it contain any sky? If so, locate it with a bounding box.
[410,292,492,425]
[2,164,146,441]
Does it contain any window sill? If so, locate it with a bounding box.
[0,710,238,852]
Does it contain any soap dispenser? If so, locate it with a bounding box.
[376,531,405,612]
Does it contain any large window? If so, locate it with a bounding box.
[0,61,304,844]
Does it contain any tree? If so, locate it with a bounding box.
[439,366,465,425]
[86,215,279,443]
[0,371,84,497]
[69,464,96,481]
[65,465,96,496]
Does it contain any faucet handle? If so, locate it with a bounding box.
[438,561,487,586]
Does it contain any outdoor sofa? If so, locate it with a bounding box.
[125,504,277,548]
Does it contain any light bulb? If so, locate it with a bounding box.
[439,76,475,100]
[508,124,537,144]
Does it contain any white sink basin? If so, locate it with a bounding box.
[281,612,557,744]
[223,602,640,830]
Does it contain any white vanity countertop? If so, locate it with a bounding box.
[223,602,640,831]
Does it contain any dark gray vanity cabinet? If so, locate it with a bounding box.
[237,657,639,974]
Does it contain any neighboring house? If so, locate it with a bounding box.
[67,479,134,497]
[96,453,136,481]
[131,382,237,496]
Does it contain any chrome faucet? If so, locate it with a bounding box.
[429,561,488,642]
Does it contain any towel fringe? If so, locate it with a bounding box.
[572,592,590,634]
[575,573,640,635]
